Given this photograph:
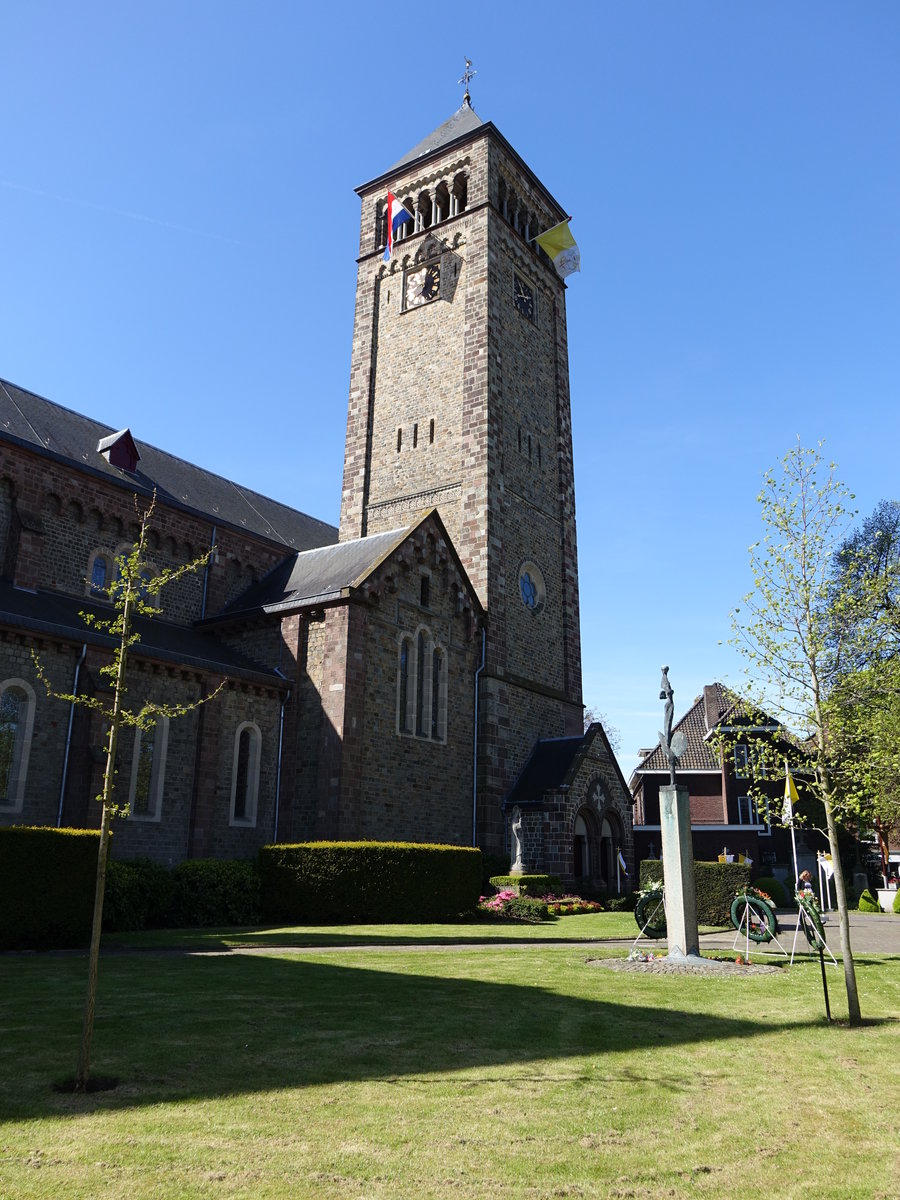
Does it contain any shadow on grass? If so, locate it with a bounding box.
[0,949,828,1120]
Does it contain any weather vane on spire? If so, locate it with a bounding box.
[459,57,476,106]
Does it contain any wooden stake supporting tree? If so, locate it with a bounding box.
[34,494,224,1092]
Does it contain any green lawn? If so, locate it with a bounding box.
[102,909,644,951]
[1,927,898,1199]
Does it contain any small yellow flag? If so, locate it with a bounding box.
[535,219,581,279]
[783,759,799,824]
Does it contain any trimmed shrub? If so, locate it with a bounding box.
[893,891,900,915]
[169,859,261,928]
[103,858,174,932]
[489,873,557,897]
[0,826,100,950]
[639,859,751,926]
[605,891,639,913]
[858,889,882,913]
[259,841,482,923]
[753,876,788,908]
[503,896,552,922]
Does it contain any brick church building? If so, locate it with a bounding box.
[0,101,633,887]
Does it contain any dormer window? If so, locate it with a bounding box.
[97,429,140,473]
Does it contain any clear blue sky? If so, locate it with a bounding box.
[3,2,898,774]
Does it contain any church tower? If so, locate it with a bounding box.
[340,99,583,852]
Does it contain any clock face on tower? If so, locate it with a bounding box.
[405,262,442,309]
[513,273,535,320]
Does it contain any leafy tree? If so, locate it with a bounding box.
[583,705,621,753]
[34,495,223,1090]
[726,442,886,1024]
[824,500,900,881]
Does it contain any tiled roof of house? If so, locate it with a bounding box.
[633,682,737,775]
[632,682,783,779]
[0,378,338,552]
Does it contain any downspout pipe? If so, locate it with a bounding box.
[200,525,217,620]
[273,668,290,843]
[472,626,486,847]
[57,643,88,827]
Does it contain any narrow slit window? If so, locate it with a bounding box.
[413,423,418,448]
[429,418,435,444]
[397,427,402,452]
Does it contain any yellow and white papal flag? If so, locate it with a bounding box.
[535,219,581,279]
[783,759,799,825]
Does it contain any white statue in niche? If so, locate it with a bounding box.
[510,807,524,875]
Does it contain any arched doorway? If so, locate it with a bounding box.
[599,810,625,893]
[572,807,600,882]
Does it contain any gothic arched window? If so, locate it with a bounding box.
[128,715,169,822]
[0,679,35,814]
[397,636,413,733]
[230,722,261,826]
[89,554,109,596]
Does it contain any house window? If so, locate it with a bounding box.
[89,554,109,596]
[737,795,771,834]
[230,722,261,826]
[750,745,767,777]
[733,744,749,777]
[0,679,35,814]
[128,716,169,822]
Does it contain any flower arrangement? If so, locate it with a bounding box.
[627,949,662,963]
[543,894,604,916]
[736,885,774,905]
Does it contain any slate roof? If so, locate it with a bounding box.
[0,580,281,685]
[387,103,484,174]
[0,378,337,552]
[505,723,633,809]
[219,525,412,617]
[506,735,586,807]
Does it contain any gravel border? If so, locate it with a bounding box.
[587,956,784,975]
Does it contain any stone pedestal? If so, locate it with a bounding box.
[659,784,699,958]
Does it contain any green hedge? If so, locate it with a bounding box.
[103,857,261,930]
[259,841,482,923]
[488,874,558,897]
[893,891,900,915]
[639,859,751,926]
[0,826,100,950]
[858,889,881,913]
[753,876,788,908]
[169,859,261,927]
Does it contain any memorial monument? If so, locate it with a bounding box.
[657,667,700,958]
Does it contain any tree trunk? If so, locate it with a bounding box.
[74,799,112,1091]
[823,795,862,1025]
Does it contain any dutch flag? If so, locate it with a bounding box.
[384,191,413,261]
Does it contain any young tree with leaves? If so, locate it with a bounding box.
[34,495,223,1091]
[727,442,887,1025]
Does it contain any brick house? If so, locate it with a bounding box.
[0,100,632,885]
[630,683,827,880]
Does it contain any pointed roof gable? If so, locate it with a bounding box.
[216,509,485,621]
[505,723,632,808]
[631,682,783,779]
[388,103,483,174]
